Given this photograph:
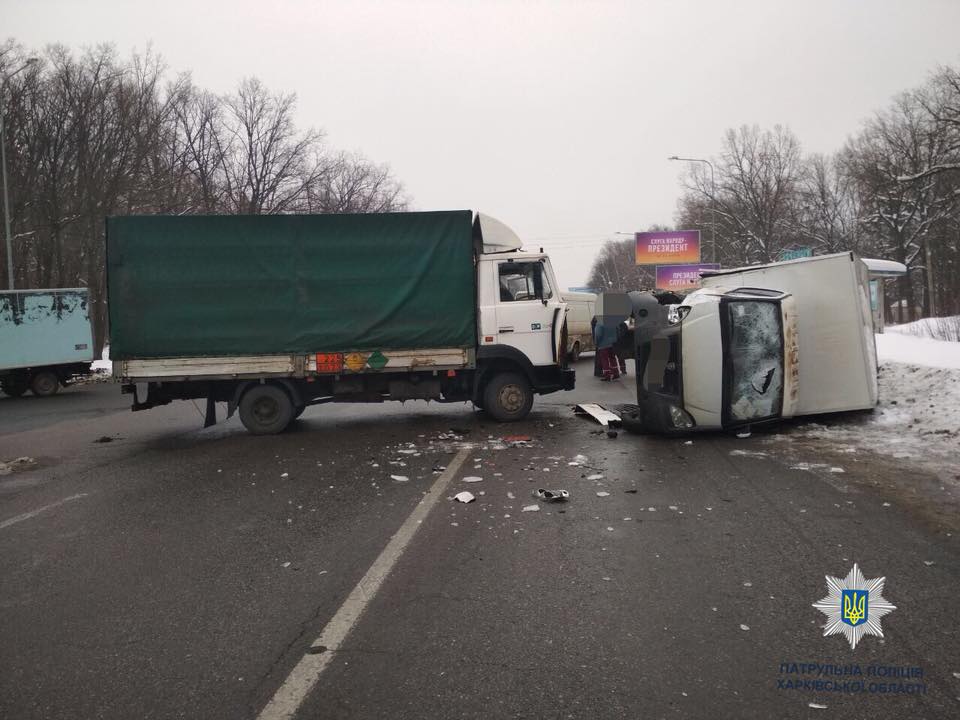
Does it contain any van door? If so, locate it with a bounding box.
[495,260,559,366]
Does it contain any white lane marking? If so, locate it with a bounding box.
[0,493,89,530]
[257,447,471,720]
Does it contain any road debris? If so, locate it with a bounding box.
[808,703,828,709]
[0,457,37,475]
[575,403,622,427]
[390,475,409,482]
[93,436,113,443]
[454,491,476,503]
[522,504,540,512]
[534,488,569,502]
[607,429,618,438]
[596,491,610,497]
[462,476,483,483]
[587,474,604,481]
[740,624,750,631]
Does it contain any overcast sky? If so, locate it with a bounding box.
[6,0,960,287]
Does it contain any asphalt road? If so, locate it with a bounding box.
[1,361,958,719]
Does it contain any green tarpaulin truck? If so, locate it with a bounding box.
[107,210,575,434]
[1,289,95,397]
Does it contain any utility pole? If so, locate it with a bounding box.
[2,58,39,289]
[669,155,717,264]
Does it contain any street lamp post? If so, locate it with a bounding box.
[669,155,717,264]
[2,58,38,290]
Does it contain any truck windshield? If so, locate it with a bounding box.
[724,300,784,423]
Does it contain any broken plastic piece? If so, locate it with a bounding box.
[534,488,569,502]
[390,475,409,482]
[574,403,622,427]
[522,504,540,512]
[462,476,483,483]
[454,491,476,503]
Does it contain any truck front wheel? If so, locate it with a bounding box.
[30,370,61,397]
[483,372,533,422]
[239,384,295,435]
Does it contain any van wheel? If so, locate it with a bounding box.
[239,385,295,435]
[30,370,60,397]
[483,372,533,422]
[570,342,581,362]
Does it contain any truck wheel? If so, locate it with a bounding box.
[239,385,295,435]
[570,342,581,362]
[2,376,29,398]
[30,370,61,397]
[483,372,533,422]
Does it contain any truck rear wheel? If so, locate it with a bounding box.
[483,372,533,422]
[2,375,29,398]
[30,370,60,397]
[239,384,295,435]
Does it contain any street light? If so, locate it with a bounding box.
[2,57,39,289]
[668,155,717,264]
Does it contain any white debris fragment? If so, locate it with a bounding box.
[829,467,845,473]
[281,561,291,568]
[507,491,515,499]
[648,507,656,512]
[740,624,750,631]
[924,560,935,566]
[573,454,589,464]
[808,703,828,709]
[522,504,540,512]
[606,526,614,531]
[280,472,289,478]
[587,474,604,480]
[736,430,751,438]
[882,502,891,507]
[684,440,693,445]
[398,449,417,455]
[596,491,610,497]
[454,491,476,504]
[729,450,767,457]
[669,505,678,511]
[462,476,483,483]
[743,582,752,587]
[390,475,409,482]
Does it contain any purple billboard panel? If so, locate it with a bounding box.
[655,263,720,292]
[635,230,701,265]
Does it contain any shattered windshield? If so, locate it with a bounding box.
[726,300,784,422]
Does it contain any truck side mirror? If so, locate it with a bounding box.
[534,264,547,305]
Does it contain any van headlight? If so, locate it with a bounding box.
[668,404,694,429]
[666,306,691,325]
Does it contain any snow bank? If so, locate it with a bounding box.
[886,316,960,343]
[91,345,112,373]
[876,332,960,370]
[792,333,960,481]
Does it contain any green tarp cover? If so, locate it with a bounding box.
[107,211,476,359]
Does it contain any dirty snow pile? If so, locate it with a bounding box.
[91,345,112,373]
[886,315,960,343]
[794,332,960,480]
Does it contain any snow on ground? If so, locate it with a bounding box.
[875,331,960,369]
[787,333,960,482]
[91,345,112,373]
[886,315,960,342]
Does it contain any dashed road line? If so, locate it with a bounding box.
[0,493,89,530]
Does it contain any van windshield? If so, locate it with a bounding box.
[724,300,784,422]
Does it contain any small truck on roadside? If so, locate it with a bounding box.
[107,211,575,434]
[1,289,95,397]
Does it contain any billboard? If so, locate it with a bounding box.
[655,263,720,292]
[635,230,701,265]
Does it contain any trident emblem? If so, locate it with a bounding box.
[841,589,868,626]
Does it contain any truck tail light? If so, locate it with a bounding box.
[316,352,343,373]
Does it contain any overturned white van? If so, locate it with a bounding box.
[624,252,890,434]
